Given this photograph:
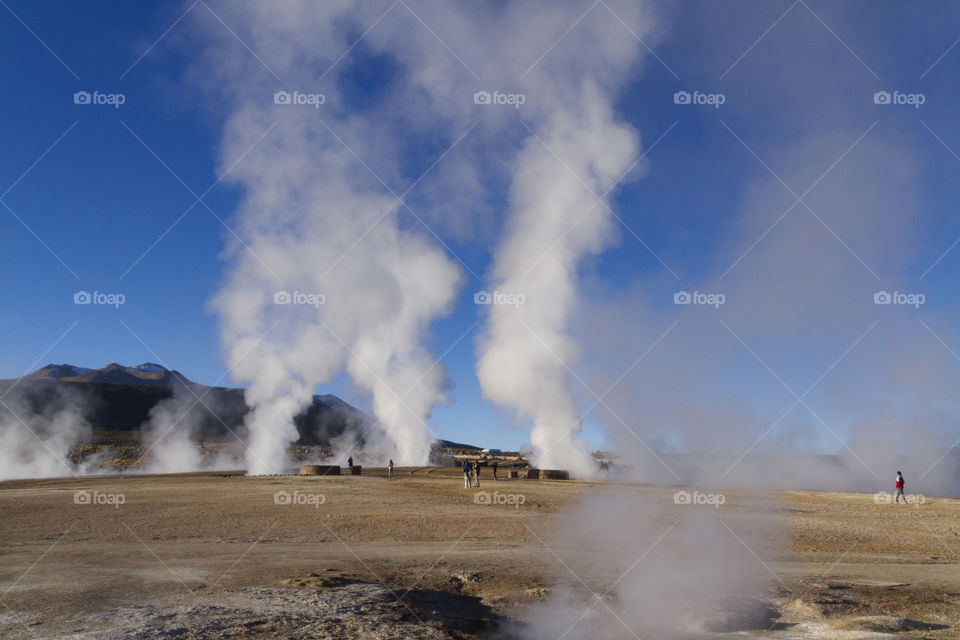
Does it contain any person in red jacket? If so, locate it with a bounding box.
[895,471,906,503]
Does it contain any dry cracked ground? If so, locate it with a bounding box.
[1,467,959,639]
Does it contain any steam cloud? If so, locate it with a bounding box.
[140,387,243,473]
[194,0,659,475]
[518,488,775,638]
[0,384,93,481]
[196,2,465,473]
[477,92,639,477]
[570,3,960,498]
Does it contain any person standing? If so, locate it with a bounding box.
[347,456,353,470]
[462,459,471,488]
[473,460,481,487]
[895,471,906,503]
[492,461,498,481]
[388,459,394,479]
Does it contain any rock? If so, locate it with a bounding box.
[450,572,481,585]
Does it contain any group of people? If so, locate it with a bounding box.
[462,458,497,487]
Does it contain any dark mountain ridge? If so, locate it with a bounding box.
[1,363,477,451]
[2,363,369,447]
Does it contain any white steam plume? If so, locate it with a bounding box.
[477,89,639,477]
[518,488,774,638]
[139,387,243,473]
[0,385,93,480]
[194,3,463,474]
[210,138,461,473]
[189,0,660,474]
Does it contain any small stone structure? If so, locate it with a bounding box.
[299,465,341,476]
[526,468,569,480]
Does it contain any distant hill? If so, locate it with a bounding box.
[22,362,193,386]
[0,363,478,451]
[1,363,370,447]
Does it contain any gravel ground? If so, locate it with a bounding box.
[1,469,958,638]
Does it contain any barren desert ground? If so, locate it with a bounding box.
[1,469,959,639]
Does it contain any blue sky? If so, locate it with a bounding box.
[3,1,960,455]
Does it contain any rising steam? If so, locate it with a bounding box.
[517,487,775,638]
[196,2,464,473]
[193,0,657,475]
[477,89,639,477]
[0,384,93,481]
[139,386,243,473]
